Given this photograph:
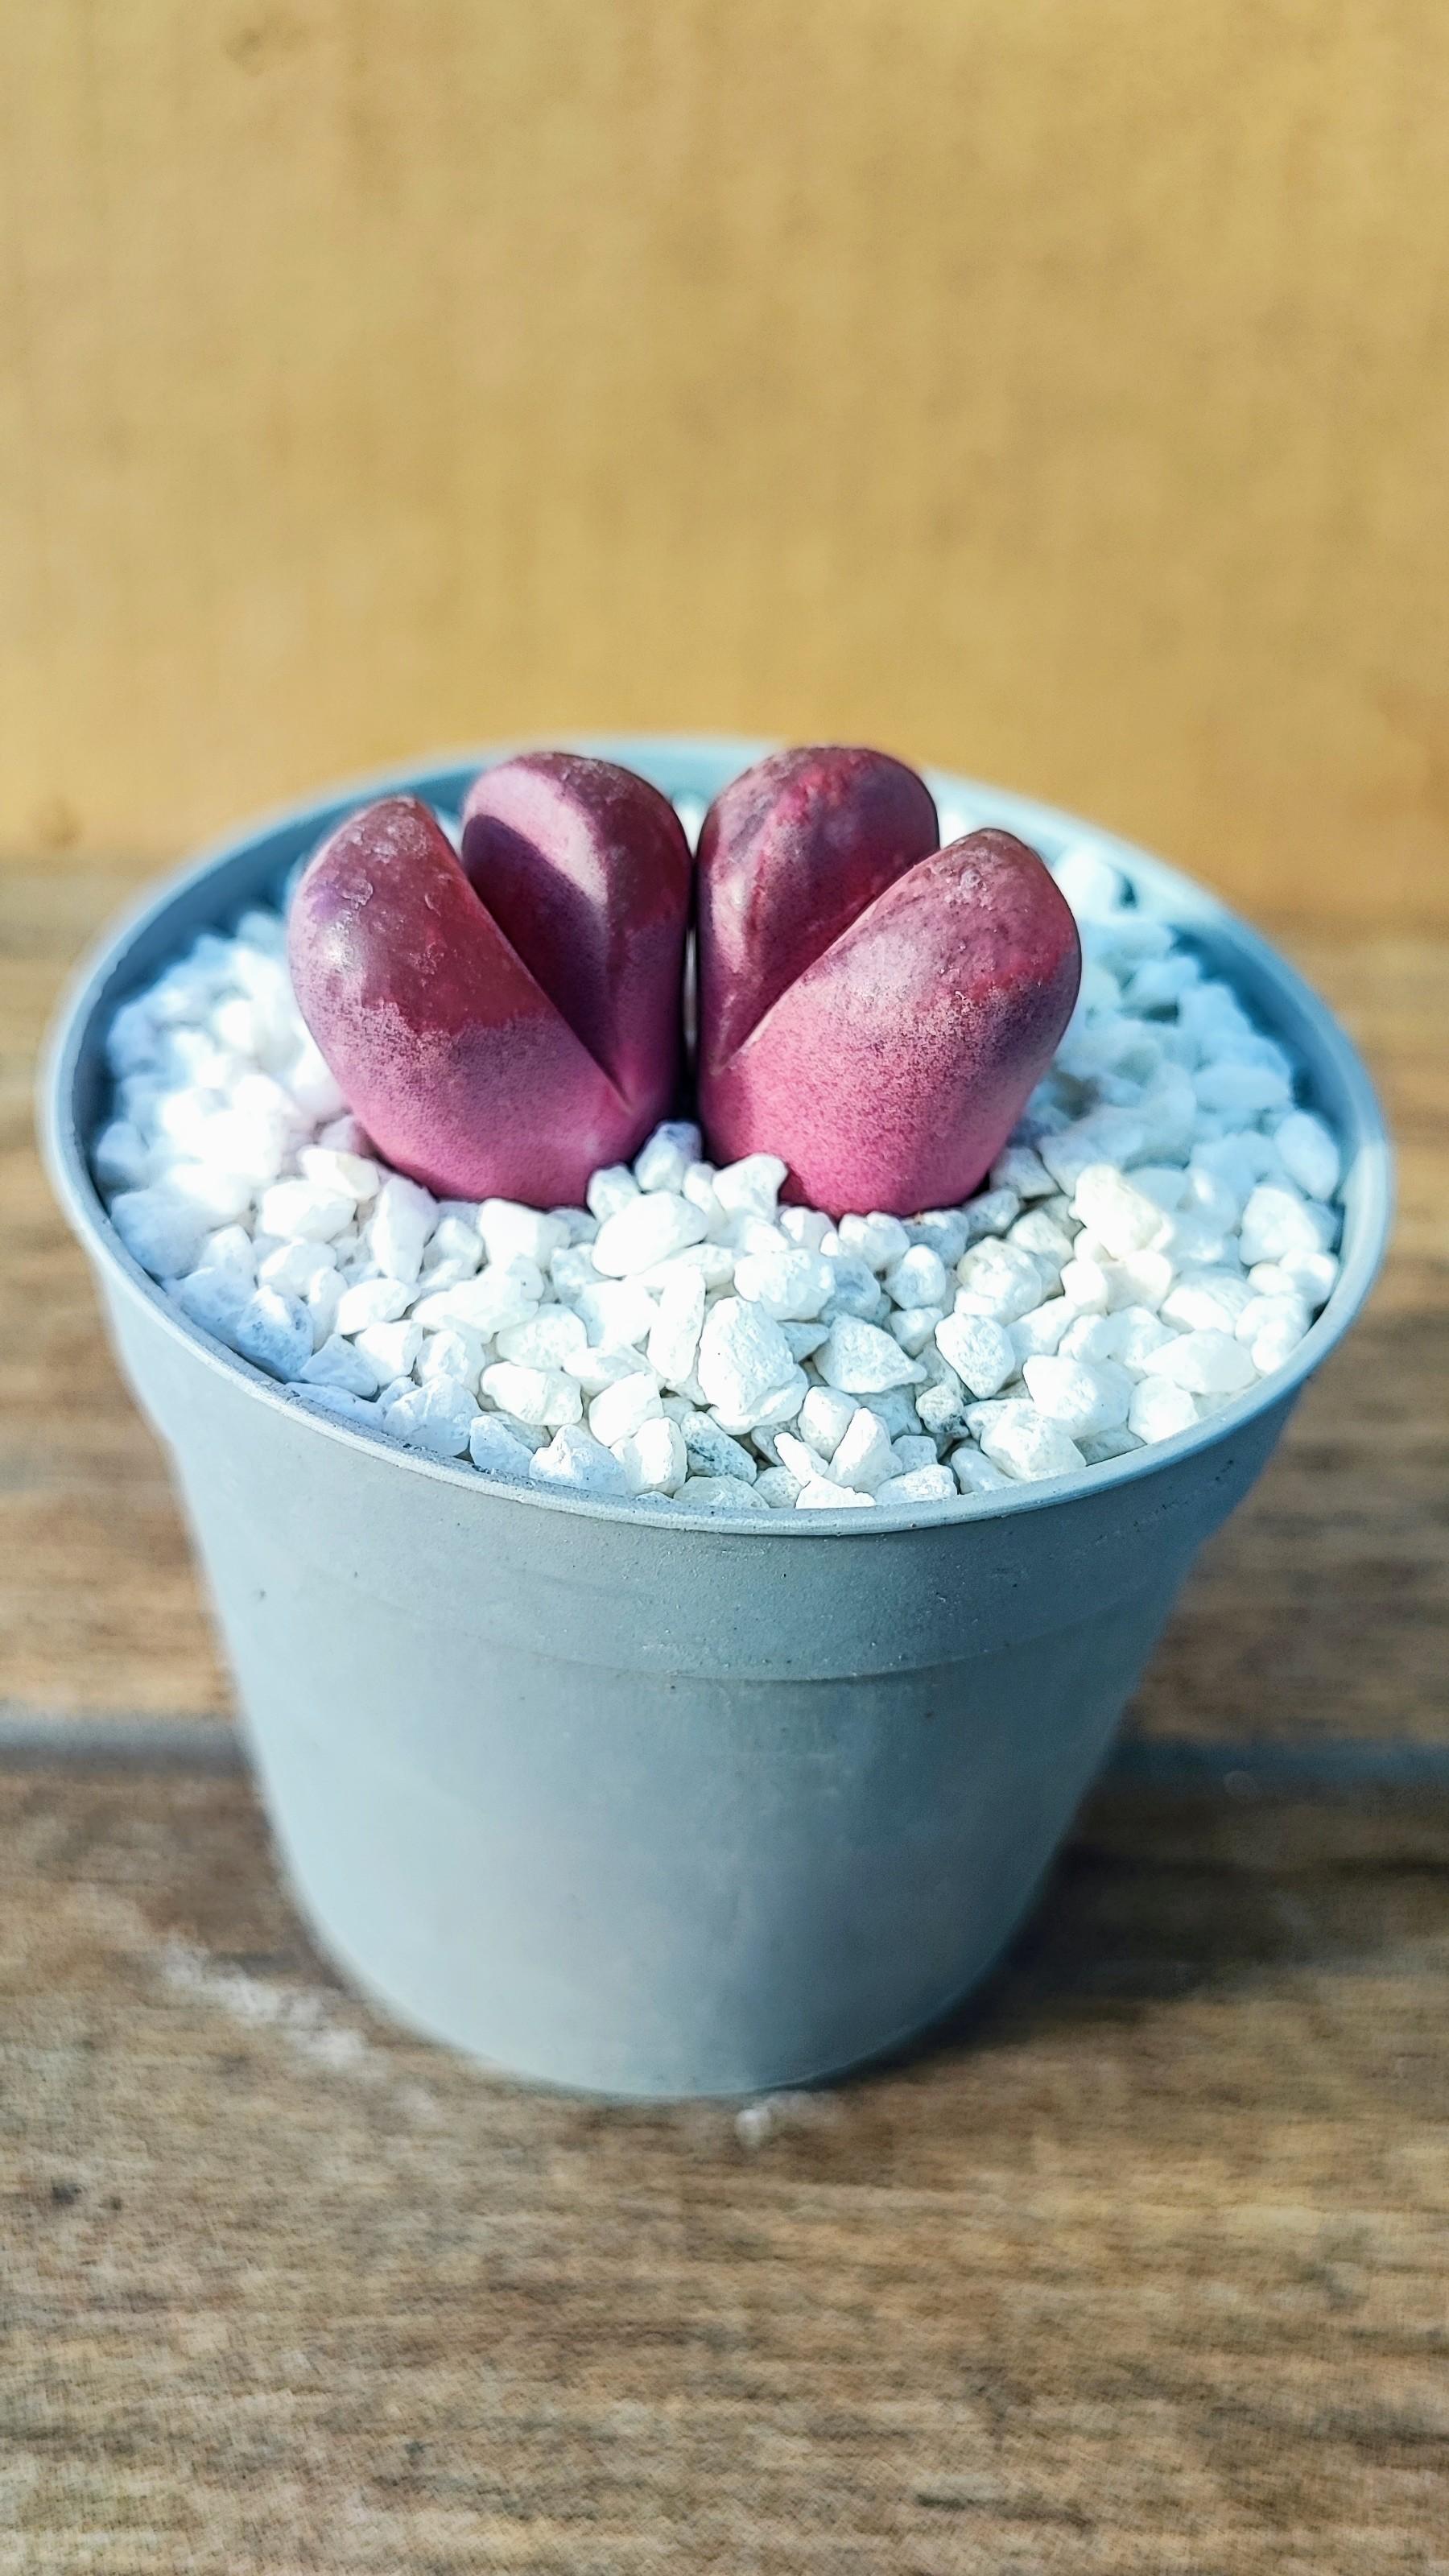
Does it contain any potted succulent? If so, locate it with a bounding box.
[42,737,1390,2097]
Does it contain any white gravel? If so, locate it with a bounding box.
[94,821,1346,1513]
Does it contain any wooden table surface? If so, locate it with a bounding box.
[2,868,1447,2570]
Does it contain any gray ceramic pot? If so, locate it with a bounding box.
[42,740,1392,2098]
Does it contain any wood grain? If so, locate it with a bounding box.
[2,861,1445,1741]
[4,2,1449,923]
[2,1766,1446,2572]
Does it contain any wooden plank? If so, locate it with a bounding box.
[2,1766,1446,2570]
[2,865,1446,1736]
[3,3,1449,923]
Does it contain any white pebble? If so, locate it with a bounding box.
[960,1186,1022,1241]
[990,1144,1054,1199]
[796,1478,876,1510]
[854,1386,919,1441]
[299,1143,380,1202]
[772,1431,824,1489]
[306,1270,343,1344]
[159,1161,254,1226]
[876,1464,957,1506]
[1116,1306,1179,1370]
[829,1406,897,1494]
[384,1377,477,1456]
[1009,1301,1074,1362]
[565,1343,650,1397]
[586,1165,638,1220]
[697,1298,803,1428]
[885,1245,949,1309]
[1127,1376,1199,1443]
[335,1276,411,1335]
[1161,1271,1257,1334]
[496,1307,589,1370]
[258,1238,336,1301]
[795,1386,854,1456]
[551,1243,601,1300]
[679,1414,758,1483]
[1274,1109,1340,1203]
[646,1266,707,1387]
[1071,1164,1165,1257]
[1052,840,1128,919]
[369,1174,436,1282]
[711,1377,807,1440]
[417,1328,485,1393]
[299,1334,380,1397]
[1079,1427,1141,1463]
[481,1362,582,1429]
[820,1253,886,1321]
[1141,1329,1257,1397]
[91,1123,151,1190]
[353,1317,423,1383]
[477,1199,568,1269]
[1239,1182,1334,1267]
[935,1311,1016,1397]
[1238,1293,1311,1368]
[781,1319,830,1363]
[196,1224,255,1279]
[912,1391,969,1452]
[572,1277,657,1352]
[836,1212,912,1271]
[1009,1208,1075,1268]
[950,1445,1009,1495]
[419,1259,545,1338]
[173,1268,249,1348]
[1268,1249,1339,1308]
[1059,1253,1111,1313]
[954,1238,1046,1323]
[1022,1355,1133,1437]
[888,1307,941,1358]
[1195,1059,1293,1117]
[634,1121,701,1193]
[910,1210,972,1265]
[713,1154,787,1219]
[816,1316,923,1395]
[979,1409,1085,1484]
[733,1248,834,1319]
[753,1466,802,1507]
[589,1370,663,1447]
[780,1205,833,1252]
[530,1425,629,1495]
[1101,1249,1174,1311]
[233,1286,313,1381]
[611,1416,687,1495]
[1040,1118,1146,1195]
[592,1191,707,1278]
[640,1241,736,1294]
[468,1416,538,1481]
[110,1186,207,1280]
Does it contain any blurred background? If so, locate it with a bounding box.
[3,0,1447,926]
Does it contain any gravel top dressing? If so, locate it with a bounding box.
[93,789,1344,1516]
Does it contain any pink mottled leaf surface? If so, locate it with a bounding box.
[288,754,691,1205]
[698,746,1081,1216]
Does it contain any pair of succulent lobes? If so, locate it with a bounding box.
[289,744,1083,1220]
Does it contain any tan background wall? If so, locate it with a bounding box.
[2,0,1447,923]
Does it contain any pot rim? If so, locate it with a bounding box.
[39,734,1394,1538]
